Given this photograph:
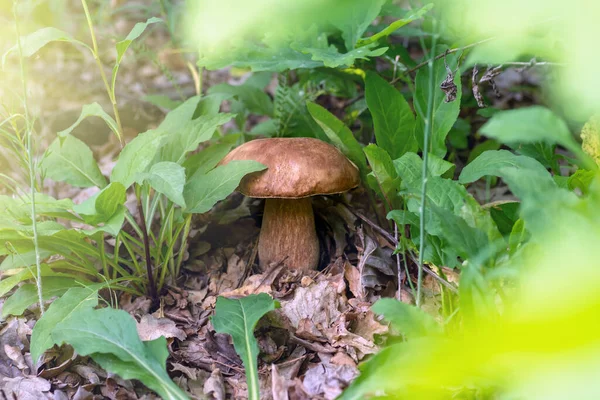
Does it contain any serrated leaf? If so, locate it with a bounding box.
[138,162,186,207]
[365,72,417,158]
[212,294,277,400]
[52,307,188,400]
[57,103,120,143]
[183,160,266,214]
[480,106,575,149]
[2,27,90,68]
[42,134,107,188]
[2,276,82,316]
[372,298,442,339]
[414,48,461,157]
[306,101,367,175]
[30,287,99,362]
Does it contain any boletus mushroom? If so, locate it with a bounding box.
[219,137,360,270]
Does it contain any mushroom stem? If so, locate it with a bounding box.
[258,198,320,270]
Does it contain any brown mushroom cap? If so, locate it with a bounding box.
[219,137,360,198]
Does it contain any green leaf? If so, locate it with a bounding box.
[363,144,401,207]
[73,182,126,235]
[357,3,434,47]
[142,95,182,110]
[365,72,417,159]
[111,128,167,188]
[0,249,52,271]
[184,160,266,214]
[212,294,277,400]
[306,101,367,175]
[137,162,186,207]
[53,307,189,400]
[112,18,162,91]
[414,49,461,157]
[158,113,233,164]
[42,134,107,188]
[30,287,99,362]
[2,27,91,68]
[393,152,454,184]
[330,0,386,50]
[372,298,441,339]
[208,83,273,116]
[57,103,120,143]
[480,106,576,149]
[183,142,235,179]
[2,277,83,317]
[302,44,388,68]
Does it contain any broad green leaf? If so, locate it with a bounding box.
[208,83,273,116]
[0,264,70,299]
[393,152,454,184]
[302,44,388,68]
[372,298,442,339]
[363,144,401,207]
[73,183,126,235]
[387,209,419,227]
[212,294,277,400]
[158,113,233,164]
[57,103,120,143]
[159,96,202,131]
[357,3,434,47]
[42,134,107,188]
[2,277,82,317]
[111,128,168,188]
[52,307,188,400]
[183,142,236,179]
[183,160,266,214]
[137,162,186,207]
[414,49,461,157]
[112,18,162,90]
[329,0,385,50]
[459,150,554,193]
[142,95,182,110]
[480,106,575,149]
[0,249,52,271]
[365,72,417,159]
[30,287,99,363]
[2,27,90,68]
[306,102,367,175]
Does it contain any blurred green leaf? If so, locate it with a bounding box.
[212,294,277,400]
[330,0,386,49]
[365,72,417,159]
[414,49,461,157]
[373,298,442,339]
[42,134,107,188]
[480,107,577,149]
[30,287,99,363]
[208,83,273,117]
[2,27,90,68]
[52,307,189,400]
[183,160,266,214]
[357,3,434,47]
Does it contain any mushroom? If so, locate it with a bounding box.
[218,137,360,270]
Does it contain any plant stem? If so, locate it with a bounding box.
[137,192,158,304]
[416,23,438,308]
[13,2,45,315]
[81,0,125,147]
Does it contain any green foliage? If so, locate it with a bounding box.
[52,306,189,399]
[212,294,277,400]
